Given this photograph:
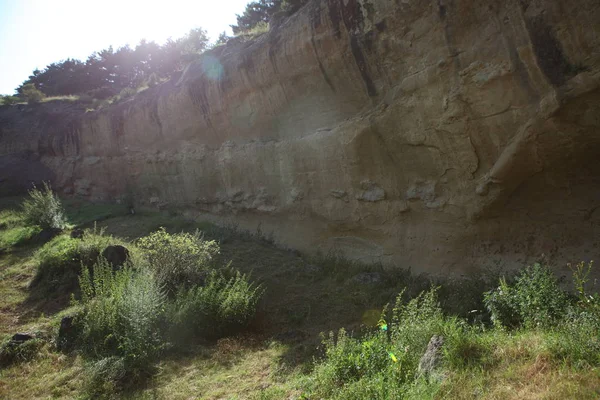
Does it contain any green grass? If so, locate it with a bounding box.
[40,95,81,103]
[63,199,128,227]
[0,225,41,249]
[1,196,599,399]
[0,209,24,230]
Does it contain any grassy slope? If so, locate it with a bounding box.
[0,199,599,399]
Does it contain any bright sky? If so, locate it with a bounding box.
[0,0,249,94]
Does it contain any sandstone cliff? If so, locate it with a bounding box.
[1,0,599,273]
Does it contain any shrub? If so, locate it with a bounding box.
[86,86,118,100]
[22,182,66,230]
[548,311,600,367]
[484,264,570,329]
[0,95,20,105]
[137,228,219,294]
[170,270,263,340]
[117,87,136,101]
[547,261,600,366]
[147,73,159,88]
[318,329,390,386]
[76,259,166,375]
[20,83,46,104]
[309,288,446,398]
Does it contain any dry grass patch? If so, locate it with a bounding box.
[0,347,84,399]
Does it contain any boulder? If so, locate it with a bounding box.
[36,228,62,243]
[101,245,130,270]
[57,316,77,352]
[70,228,84,239]
[10,333,34,344]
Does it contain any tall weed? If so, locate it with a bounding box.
[170,270,263,340]
[75,259,167,374]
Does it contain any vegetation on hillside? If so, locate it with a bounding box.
[0,0,313,106]
[231,0,309,34]
[0,188,599,399]
[0,28,209,106]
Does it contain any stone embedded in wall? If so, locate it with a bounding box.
[406,181,446,209]
[330,190,349,202]
[290,188,304,202]
[74,179,91,197]
[356,180,385,202]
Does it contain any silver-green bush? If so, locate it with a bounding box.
[75,259,166,375]
[22,182,66,230]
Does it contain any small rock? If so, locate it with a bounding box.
[36,228,62,243]
[101,245,130,270]
[330,190,349,202]
[70,228,84,239]
[356,180,386,202]
[418,335,445,381]
[11,333,34,344]
[352,272,383,285]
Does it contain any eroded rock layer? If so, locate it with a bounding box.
[1,0,600,273]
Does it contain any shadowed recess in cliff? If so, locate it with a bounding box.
[310,2,336,92]
[519,1,578,86]
[329,0,378,97]
[186,55,226,130]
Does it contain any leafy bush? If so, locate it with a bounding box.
[483,264,569,329]
[147,73,159,87]
[309,288,446,398]
[76,259,166,375]
[170,270,263,340]
[318,329,390,386]
[20,83,46,104]
[0,95,20,105]
[548,311,600,367]
[547,261,600,366]
[22,182,66,230]
[137,228,219,294]
[116,87,136,101]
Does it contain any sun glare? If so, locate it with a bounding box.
[0,0,249,93]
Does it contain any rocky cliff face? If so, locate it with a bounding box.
[1,0,599,274]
